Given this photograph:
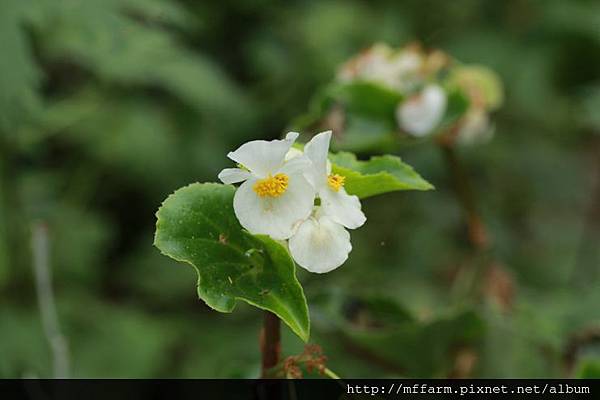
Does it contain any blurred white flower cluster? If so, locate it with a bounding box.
[337,43,502,144]
[219,131,365,273]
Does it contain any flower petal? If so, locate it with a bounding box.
[285,131,300,142]
[217,168,251,184]
[397,84,447,136]
[233,174,314,240]
[278,154,311,176]
[303,130,332,188]
[285,147,304,161]
[227,133,298,178]
[289,215,352,273]
[457,108,492,144]
[319,187,366,229]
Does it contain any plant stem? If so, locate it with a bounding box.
[0,144,9,285]
[572,137,600,286]
[31,222,70,378]
[323,367,341,380]
[440,143,489,252]
[261,311,281,378]
[440,142,517,317]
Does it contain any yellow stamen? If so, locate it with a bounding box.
[327,174,345,192]
[253,173,289,197]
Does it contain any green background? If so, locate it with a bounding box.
[1,0,599,378]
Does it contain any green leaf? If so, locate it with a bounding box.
[329,152,434,198]
[154,182,310,341]
[330,81,403,121]
[333,113,398,153]
[290,81,403,153]
[438,89,470,130]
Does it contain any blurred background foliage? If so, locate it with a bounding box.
[1,0,599,378]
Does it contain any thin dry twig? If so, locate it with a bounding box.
[31,222,70,378]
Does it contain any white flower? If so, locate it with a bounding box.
[457,107,493,145]
[302,131,366,229]
[338,44,393,83]
[396,84,447,137]
[287,131,366,273]
[220,130,366,273]
[338,44,424,93]
[288,206,352,273]
[384,48,424,92]
[218,132,314,240]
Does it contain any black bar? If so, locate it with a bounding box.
[0,379,597,400]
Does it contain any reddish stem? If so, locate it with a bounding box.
[440,143,489,251]
[261,311,281,378]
